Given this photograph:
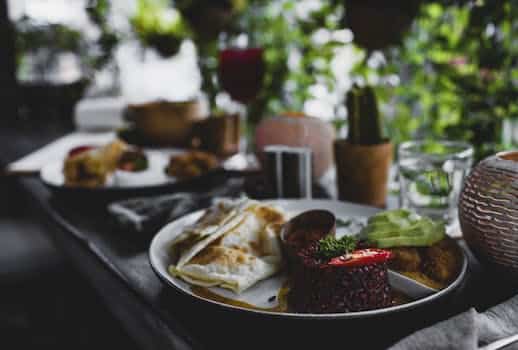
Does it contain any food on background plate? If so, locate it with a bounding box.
[113,148,165,187]
[68,145,95,157]
[63,140,128,187]
[165,151,219,180]
[117,148,149,172]
[362,209,462,289]
[168,199,286,293]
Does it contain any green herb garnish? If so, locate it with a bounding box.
[317,236,357,259]
[133,157,149,172]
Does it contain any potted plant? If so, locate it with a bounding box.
[122,0,205,147]
[14,1,119,128]
[130,0,191,58]
[176,0,247,41]
[334,85,393,207]
[15,18,91,128]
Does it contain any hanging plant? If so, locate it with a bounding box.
[176,0,248,40]
[130,0,192,57]
[344,0,421,51]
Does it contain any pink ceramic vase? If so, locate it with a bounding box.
[255,113,335,180]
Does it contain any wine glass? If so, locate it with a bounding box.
[218,47,265,104]
[218,45,265,160]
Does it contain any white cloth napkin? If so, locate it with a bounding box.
[389,295,518,350]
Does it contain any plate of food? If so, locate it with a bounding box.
[149,198,467,319]
[40,139,236,199]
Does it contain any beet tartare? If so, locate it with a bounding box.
[287,236,393,313]
[285,213,393,313]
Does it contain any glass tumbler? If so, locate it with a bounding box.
[398,140,474,224]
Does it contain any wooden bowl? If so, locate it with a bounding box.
[126,100,204,146]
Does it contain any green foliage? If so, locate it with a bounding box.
[123,0,518,159]
[15,17,87,80]
[377,1,518,159]
[86,0,119,70]
[16,17,83,54]
[15,0,120,80]
[17,0,512,158]
[236,0,349,124]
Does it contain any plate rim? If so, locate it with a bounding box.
[149,199,468,319]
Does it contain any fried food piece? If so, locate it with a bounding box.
[166,151,218,180]
[400,271,445,290]
[64,140,128,187]
[386,237,462,289]
[422,238,461,284]
[388,247,421,272]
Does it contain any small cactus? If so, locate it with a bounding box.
[346,84,386,145]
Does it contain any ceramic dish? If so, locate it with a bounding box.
[149,199,468,319]
[40,150,252,200]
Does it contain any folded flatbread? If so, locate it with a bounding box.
[169,199,286,293]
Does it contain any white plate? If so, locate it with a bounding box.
[40,149,184,189]
[149,199,468,319]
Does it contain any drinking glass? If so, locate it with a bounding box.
[218,46,265,156]
[218,47,265,104]
[398,140,474,224]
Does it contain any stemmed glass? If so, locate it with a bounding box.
[218,44,265,159]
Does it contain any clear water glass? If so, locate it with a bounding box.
[398,140,474,224]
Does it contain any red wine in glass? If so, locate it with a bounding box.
[218,47,265,104]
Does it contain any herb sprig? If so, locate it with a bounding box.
[317,236,357,259]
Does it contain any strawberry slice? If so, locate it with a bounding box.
[328,249,392,267]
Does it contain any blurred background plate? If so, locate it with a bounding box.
[39,149,245,202]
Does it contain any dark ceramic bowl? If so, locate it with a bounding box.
[280,209,336,264]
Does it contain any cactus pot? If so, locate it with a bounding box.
[334,140,393,208]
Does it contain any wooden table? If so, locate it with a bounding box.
[2,125,517,350]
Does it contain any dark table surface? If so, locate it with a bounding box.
[2,125,518,350]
